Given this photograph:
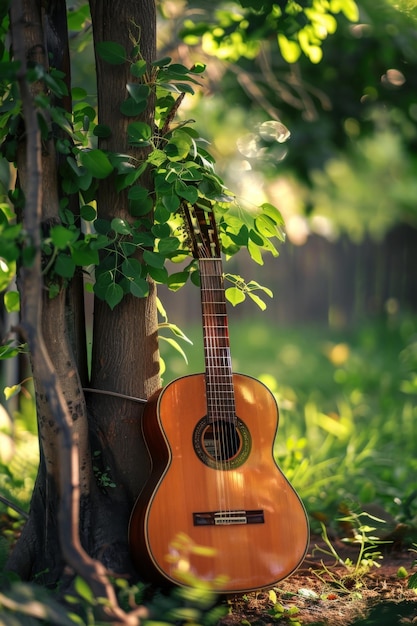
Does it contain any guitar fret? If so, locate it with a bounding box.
[193,222,237,415]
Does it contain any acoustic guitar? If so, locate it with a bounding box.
[129,205,309,593]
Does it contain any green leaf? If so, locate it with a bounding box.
[120,97,147,117]
[167,271,189,291]
[331,0,359,21]
[175,180,198,204]
[96,41,126,65]
[255,214,280,238]
[162,194,180,212]
[105,283,124,309]
[4,290,20,313]
[159,336,189,363]
[67,4,90,30]
[93,124,112,138]
[80,205,96,221]
[157,236,180,255]
[172,82,195,95]
[408,572,417,589]
[122,258,142,278]
[277,34,301,63]
[154,203,171,223]
[128,184,149,203]
[73,102,96,122]
[247,239,264,265]
[94,270,113,299]
[164,63,189,75]
[55,253,76,278]
[71,242,99,266]
[152,56,172,67]
[71,87,87,100]
[248,292,267,311]
[151,224,170,241]
[4,384,21,400]
[127,122,152,144]
[74,576,95,604]
[225,287,246,306]
[128,185,153,216]
[111,218,132,235]
[0,256,15,291]
[0,342,25,360]
[179,163,203,182]
[248,228,265,246]
[129,196,153,217]
[190,62,206,74]
[122,162,148,188]
[94,218,111,235]
[143,249,165,268]
[147,265,169,283]
[166,131,193,161]
[50,225,78,249]
[131,59,148,78]
[129,277,149,297]
[126,83,150,103]
[161,321,192,344]
[80,149,114,179]
[147,149,167,167]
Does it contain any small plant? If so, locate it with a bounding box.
[92,451,116,490]
[311,509,388,595]
[267,591,302,625]
[408,543,417,589]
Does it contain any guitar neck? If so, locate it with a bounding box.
[199,257,235,420]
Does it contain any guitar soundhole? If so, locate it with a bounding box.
[193,416,251,470]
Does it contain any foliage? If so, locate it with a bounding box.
[311,512,385,594]
[179,0,359,64]
[0,565,225,626]
[164,0,417,239]
[408,544,417,589]
[0,4,285,313]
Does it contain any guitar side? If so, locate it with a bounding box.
[129,373,309,593]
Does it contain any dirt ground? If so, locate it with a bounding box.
[220,536,417,626]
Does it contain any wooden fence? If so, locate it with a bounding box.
[160,224,417,327]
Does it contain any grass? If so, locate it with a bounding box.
[1,314,417,542]
[161,314,417,537]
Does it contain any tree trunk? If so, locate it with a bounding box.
[87,0,160,570]
[7,0,160,587]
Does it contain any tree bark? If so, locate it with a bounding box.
[89,0,160,507]
[7,0,160,591]
[7,0,93,583]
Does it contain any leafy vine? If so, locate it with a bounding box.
[0,15,285,313]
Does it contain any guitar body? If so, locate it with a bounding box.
[129,372,309,593]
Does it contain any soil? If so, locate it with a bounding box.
[220,536,417,626]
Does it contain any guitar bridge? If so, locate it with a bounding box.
[193,510,264,526]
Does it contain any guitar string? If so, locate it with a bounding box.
[200,256,224,511]
[200,256,227,513]
[201,254,239,517]
[194,206,241,519]
[187,206,229,513]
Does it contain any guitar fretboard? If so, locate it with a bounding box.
[199,259,236,422]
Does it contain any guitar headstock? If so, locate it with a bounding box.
[183,204,221,261]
